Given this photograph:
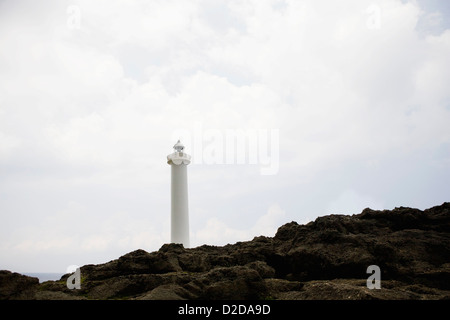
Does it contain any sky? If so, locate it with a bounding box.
[0,0,449,273]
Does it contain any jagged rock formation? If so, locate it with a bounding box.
[1,203,449,300]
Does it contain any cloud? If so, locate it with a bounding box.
[193,203,287,246]
[0,0,449,272]
[327,189,384,215]
[0,132,21,160]
[0,199,169,271]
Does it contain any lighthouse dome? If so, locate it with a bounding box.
[173,140,184,152]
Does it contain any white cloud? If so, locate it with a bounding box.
[193,203,287,246]
[0,0,449,272]
[327,189,385,215]
[0,132,21,160]
[252,203,288,236]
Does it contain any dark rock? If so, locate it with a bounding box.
[196,265,267,300]
[116,248,182,275]
[136,284,194,300]
[159,243,185,253]
[0,271,39,299]
[274,221,301,241]
[1,202,449,300]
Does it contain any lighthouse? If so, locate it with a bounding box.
[167,140,191,248]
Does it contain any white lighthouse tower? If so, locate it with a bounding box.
[167,140,191,248]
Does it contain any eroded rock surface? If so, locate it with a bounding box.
[1,203,449,300]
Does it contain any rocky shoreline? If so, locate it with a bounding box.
[1,203,449,300]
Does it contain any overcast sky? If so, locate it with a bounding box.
[1,0,449,273]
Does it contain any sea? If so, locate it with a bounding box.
[22,273,66,283]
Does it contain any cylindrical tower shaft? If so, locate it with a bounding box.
[171,163,189,246]
[167,140,191,248]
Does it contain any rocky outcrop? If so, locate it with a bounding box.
[1,203,449,300]
[0,271,39,299]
